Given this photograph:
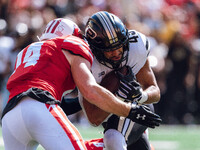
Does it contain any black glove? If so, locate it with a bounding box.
[127,103,162,128]
[115,66,142,102]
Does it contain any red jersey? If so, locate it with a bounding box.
[7,35,93,102]
[85,138,104,150]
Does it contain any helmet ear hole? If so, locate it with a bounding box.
[95,37,103,44]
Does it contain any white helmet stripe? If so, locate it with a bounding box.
[96,13,113,42]
[101,12,118,42]
[96,12,117,44]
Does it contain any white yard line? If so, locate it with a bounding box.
[151,141,179,150]
[0,137,3,146]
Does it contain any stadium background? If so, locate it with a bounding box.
[0,0,200,149]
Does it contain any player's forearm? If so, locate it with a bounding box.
[143,85,160,104]
[83,84,131,117]
[70,55,131,117]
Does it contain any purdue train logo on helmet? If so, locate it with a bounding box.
[40,18,82,40]
[85,11,129,69]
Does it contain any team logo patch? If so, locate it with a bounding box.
[98,71,105,77]
[136,114,146,120]
[55,25,64,36]
[86,26,97,39]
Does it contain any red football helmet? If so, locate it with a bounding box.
[40,18,82,40]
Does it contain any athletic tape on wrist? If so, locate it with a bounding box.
[138,92,148,104]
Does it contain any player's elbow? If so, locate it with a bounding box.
[153,88,161,103]
[80,84,100,104]
[155,93,161,103]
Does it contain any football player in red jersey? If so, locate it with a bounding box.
[1,18,161,150]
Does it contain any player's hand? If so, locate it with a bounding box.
[115,66,142,102]
[127,103,162,128]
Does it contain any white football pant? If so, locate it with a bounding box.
[2,97,87,150]
[103,129,127,150]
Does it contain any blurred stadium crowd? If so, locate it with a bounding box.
[0,0,200,124]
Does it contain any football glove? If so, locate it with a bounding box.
[127,103,162,128]
[115,66,143,102]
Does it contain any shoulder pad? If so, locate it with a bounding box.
[129,30,150,55]
[61,36,93,65]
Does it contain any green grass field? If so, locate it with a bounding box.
[0,125,200,150]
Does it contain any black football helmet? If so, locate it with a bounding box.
[85,11,129,69]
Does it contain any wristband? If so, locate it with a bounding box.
[127,102,137,118]
[138,92,148,104]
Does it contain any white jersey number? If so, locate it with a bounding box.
[129,31,139,43]
[15,42,43,70]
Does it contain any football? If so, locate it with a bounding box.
[82,66,128,126]
[100,65,128,93]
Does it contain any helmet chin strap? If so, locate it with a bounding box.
[102,48,129,69]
